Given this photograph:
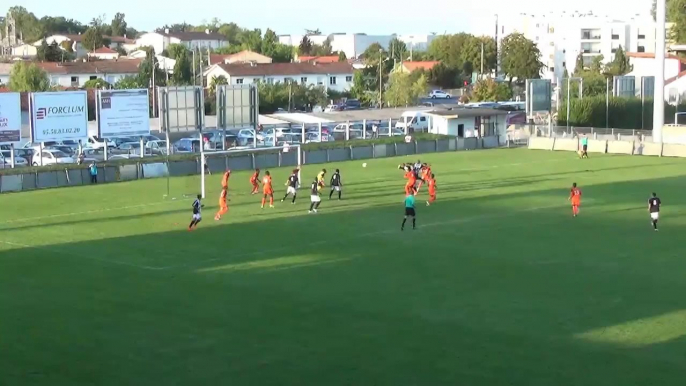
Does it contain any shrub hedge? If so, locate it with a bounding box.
[557,96,686,129]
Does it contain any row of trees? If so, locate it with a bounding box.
[560,46,633,99]
[0,6,137,44]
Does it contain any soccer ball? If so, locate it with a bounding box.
[362,163,367,168]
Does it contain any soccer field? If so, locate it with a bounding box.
[2,148,686,385]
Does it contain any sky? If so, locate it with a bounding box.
[16,0,653,36]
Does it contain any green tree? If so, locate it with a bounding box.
[237,28,262,52]
[668,0,686,43]
[311,38,333,56]
[460,36,497,74]
[36,39,50,61]
[499,33,544,84]
[261,28,279,57]
[138,48,166,87]
[271,44,293,63]
[427,33,476,69]
[217,22,242,45]
[384,71,428,107]
[209,75,228,95]
[427,62,460,89]
[110,12,127,36]
[573,53,585,75]
[171,49,192,85]
[8,62,50,92]
[165,43,188,60]
[388,37,408,63]
[83,78,111,89]
[82,27,104,51]
[114,76,143,89]
[590,55,605,73]
[338,51,347,62]
[471,78,513,101]
[298,36,313,55]
[605,46,632,76]
[5,6,45,43]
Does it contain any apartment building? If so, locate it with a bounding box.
[500,12,669,83]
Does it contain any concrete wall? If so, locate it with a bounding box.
[606,140,634,155]
[528,137,555,150]
[661,144,686,157]
[553,138,578,151]
[0,137,506,193]
[586,139,607,153]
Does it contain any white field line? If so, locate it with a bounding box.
[0,158,568,226]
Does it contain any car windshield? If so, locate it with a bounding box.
[51,151,68,157]
[62,140,77,145]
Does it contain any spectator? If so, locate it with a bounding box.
[372,124,378,138]
[77,152,85,165]
[89,161,98,184]
[203,154,211,175]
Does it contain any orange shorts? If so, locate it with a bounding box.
[219,199,227,208]
[571,200,580,206]
[429,189,436,197]
[263,188,273,195]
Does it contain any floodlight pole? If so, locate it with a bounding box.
[654,0,666,142]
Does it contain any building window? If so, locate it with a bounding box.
[253,79,260,84]
[637,46,645,52]
[638,34,646,39]
[612,34,619,40]
[345,76,353,82]
[329,76,337,85]
[549,27,555,33]
[284,77,294,84]
[611,48,618,53]
[563,49,566,53]
[70,76,78,86]
[267,78,274,84]
[550,67,555,72]
[549,42,554,46]
[89,76,97,80]
[300,77,307,83]
[562,61,566,67]
[236,78,243,84]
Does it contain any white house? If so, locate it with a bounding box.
[427,109,508,138]
[128,50,176,73]
[626,52,686,102]
[87,46,119,60]
[501,12,671,83]
[36,34,135,58]
[35,59,142,88]
[134,30,228,55]
[209,50,273,65]
[204,62,355,93]
[10,43,37,59]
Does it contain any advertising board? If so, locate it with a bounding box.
[526,79,552,114]
[97,89,150,138]
[158,86,203,132]
[30,91,88,143]
[0,92,22,143]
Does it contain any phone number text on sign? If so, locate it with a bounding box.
[41,128,82,136]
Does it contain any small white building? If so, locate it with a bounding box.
[36,59,142,88]
[427,109,508,138]
[10,43,37,59]
[128,50,176,73]
[0,63,12,84]
[204,62,355,93]
[87,46,120,60]
[37,34,135,58]
[208,50,273,65]
[134,30,228,55]
[626,52,686,102]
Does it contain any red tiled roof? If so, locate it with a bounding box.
[402,61,440,71]
[35,59,142,75]
[666,69,686,85]
[92,46,118,54]
[627,52,686,63]
[213,62,354,76]
[298,55,340,63]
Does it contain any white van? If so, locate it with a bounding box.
[395,111,430,132]
[87,135,115,149]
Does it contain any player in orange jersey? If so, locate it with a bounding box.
[261,171,274,208]
[416,163,431,192]
[404,169,417,195]
[250,168,260,194]
[426,173,437,206]
[215,187,229,220]
[221,169,231,189]
[569,182,582,217]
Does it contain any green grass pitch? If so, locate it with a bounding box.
[2,148,686,385]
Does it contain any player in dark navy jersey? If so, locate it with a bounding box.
[329,169,342,200]
[281,169,299,204]
[188,194,204,231]
[648,193,661,231]
[309,178,322,213]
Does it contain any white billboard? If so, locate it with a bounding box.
[0,92,22,143]
[97,89,150,138]
[30,91,88,143]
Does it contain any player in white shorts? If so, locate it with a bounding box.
[188,194,204,231]
[281,169,300,204]
[309,178,322,213]
[648,192,661,231]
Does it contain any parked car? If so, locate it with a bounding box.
[32,149,74,166]
[344,99,362,110]
[395,111,430,132]
[237,129,263,141]
[379,127,405,136]
[87,135,116,149]
[48,145,76,157]
[324,104,344,113]
[332,123,366,140]
[14,148,35,165]
[263,127,292,139]
[0,151,28,167]
[141,135,161,143]
[174,138,201,153]
[145,140,170,155]
[277,133,302,146]
[119,142,148,155]
[304,132,334,143]
[81,148,106,162]
[429,90,452,99]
